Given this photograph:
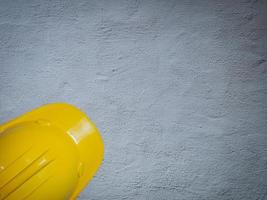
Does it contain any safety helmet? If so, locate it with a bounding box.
[0,103,104,200]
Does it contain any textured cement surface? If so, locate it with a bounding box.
[0,0,267,199]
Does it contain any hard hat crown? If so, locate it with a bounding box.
[0,121,80,199]
[0,103,104,200]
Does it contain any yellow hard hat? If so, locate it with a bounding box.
[0,103,104,200]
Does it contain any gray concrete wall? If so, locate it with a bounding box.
[0,0,267,199]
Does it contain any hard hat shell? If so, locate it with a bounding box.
[0,103,104,200]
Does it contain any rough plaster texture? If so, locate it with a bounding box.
[0,0,267,199]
